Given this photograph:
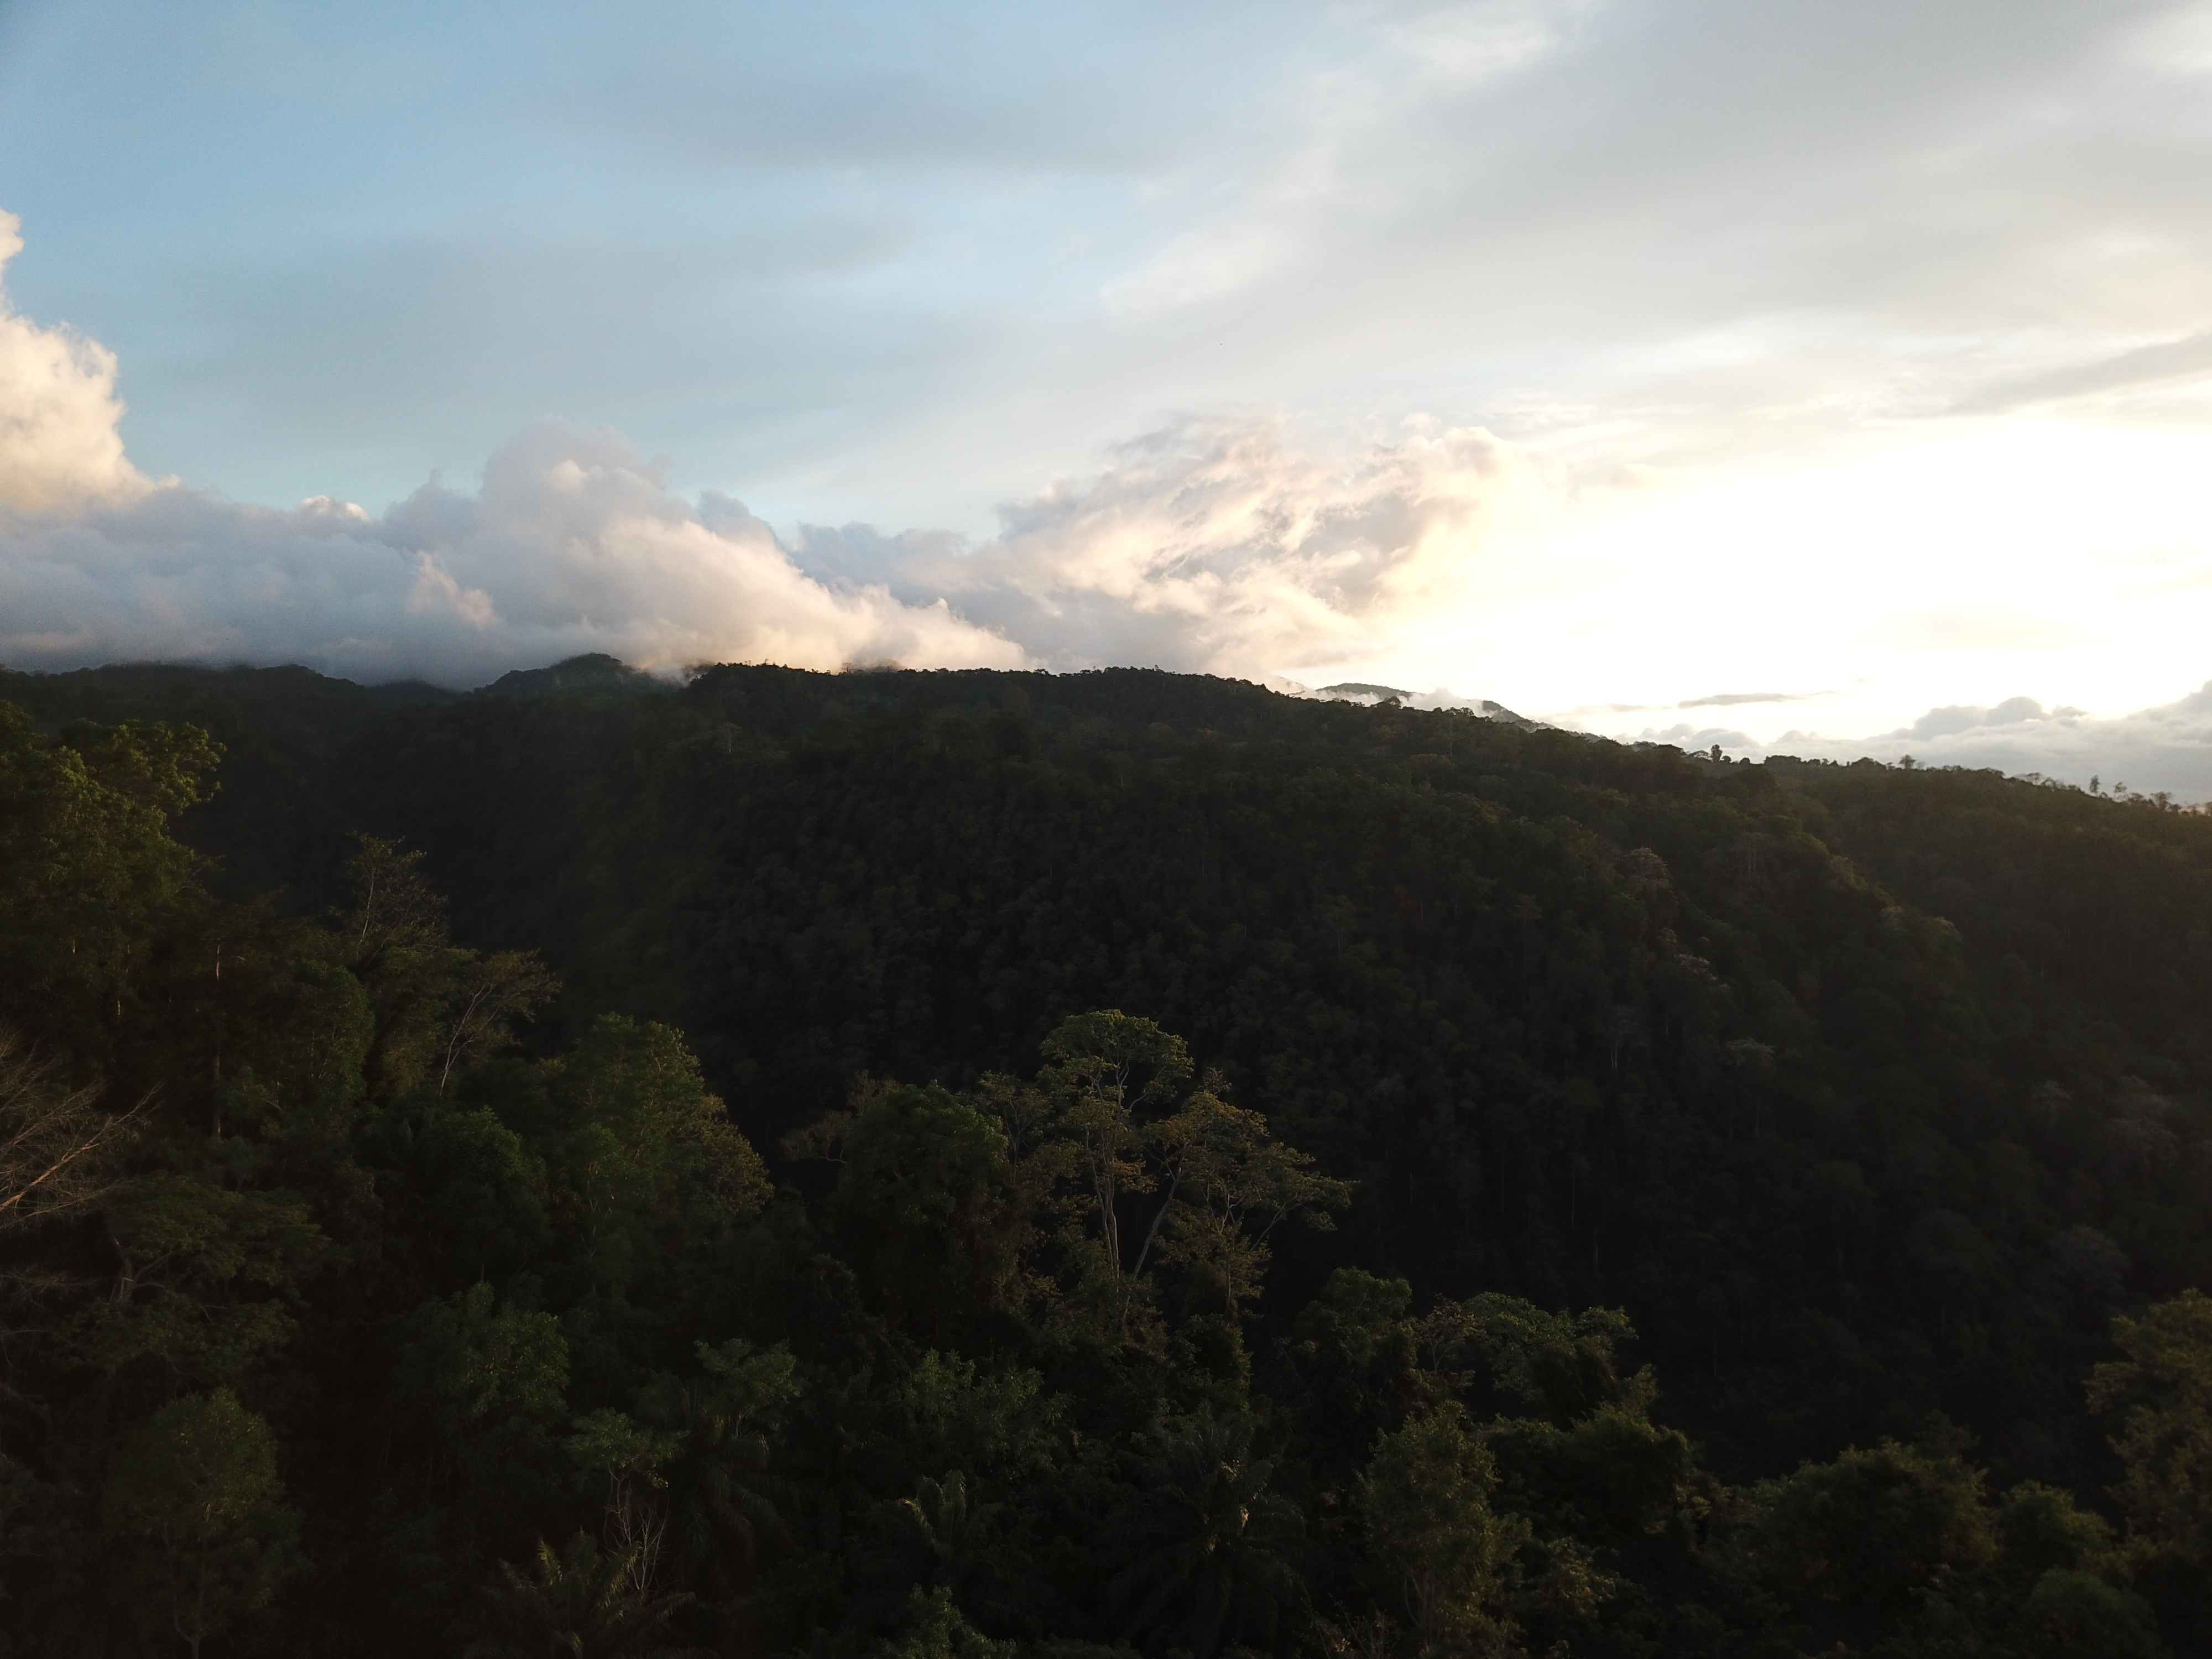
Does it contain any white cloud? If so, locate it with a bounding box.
[1634,686,2212,801]
[0,420,1028,685]
[0,227,1024,685]
[805,414,1555,682]
[0,210,145,513]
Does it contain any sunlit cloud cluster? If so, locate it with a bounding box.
[0,212,144,515]
[815,417,1553,682]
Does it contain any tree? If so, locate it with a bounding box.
[1107,1410,1305,1657]
[338,836,555,1098]
[1287,1270,1442,1486]
[875,1584,1016,1659]
[2089,1288,2212,1645]
[530,1016,771,1293]
[1358,1402,1527,1658]
[0,702,217,1058]
[461,1531,698,1659]
[633,1338,801,1600]
[2013,1569,2168,1659]
[86,1172,326,1385]
[565,1407,689,1595]
[831,1084,1027,1342]
[1029,1015,1343,1344]
[1457,1294,1646,1430]
[101,1389,301,1658]
[1724,1437,1996,1634]
[388,1280,571,1495]
[1037,1011,1190,1295]
[1145,1082,1349,1316]
[2089,1288,2212,1571]
[439,950,559,1093]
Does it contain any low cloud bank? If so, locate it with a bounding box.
[0,427,1025,684]
[4,419,1028,684]
[1,212,1531,687]
[1636,686,2212,802]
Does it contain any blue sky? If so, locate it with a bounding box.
[0,0,1308,517]
[6,0,2212,788]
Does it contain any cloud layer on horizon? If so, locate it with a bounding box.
[2,212,1559,688]
[1630,685,2212,800]
[8,208,2212,799]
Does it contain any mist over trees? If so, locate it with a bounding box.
[3,656,2211,1656]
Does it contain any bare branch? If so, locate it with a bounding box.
[0,1027,146,1233]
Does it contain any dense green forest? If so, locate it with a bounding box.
[3,655,2210,1657]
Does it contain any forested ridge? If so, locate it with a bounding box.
[3,655,2210,1657]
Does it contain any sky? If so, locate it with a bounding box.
[4,0,2212,791]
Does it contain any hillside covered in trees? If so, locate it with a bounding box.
[3,656,2211,1657]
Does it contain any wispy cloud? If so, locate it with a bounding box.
[1678,690,1824,708]
[1954,331,2212,415]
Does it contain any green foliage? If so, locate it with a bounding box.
[1147,1083,1349,1316]
[1107,1409,1305,1657]
[2014,1568,2168,1659]
[1039,1010,1192,1318]
[100,1388,301,1656]
[1997,1479,2124,1580]
[13,663,2212,1655]
[341,834,557,1100]
[1723,1435,1997,1630]
[85,1171,325,1383]
[409,1099,557,1279]
[895,1350,1063,1483]
[833,1084,1027,1341]
[538,1014,771,1258]
[1359,1401,1528,1657]
[2091,1287,2212,1568]
[633,1337,799,1597]
[390,1281,571,1464]
[1458,1293,1649,1429]
[878,1583,1016,1659]
[0,701,217,1058]
[1288,1269,1441,1483]
[2089,1287,2212,1647]
[460,1531,698,1659]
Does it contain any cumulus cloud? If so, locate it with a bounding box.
[0,212,145,513]
[802,416,1551,682]
[0,221,1025,686]
[0,422,1026,684]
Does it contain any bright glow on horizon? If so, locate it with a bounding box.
[1353,420,2212,744]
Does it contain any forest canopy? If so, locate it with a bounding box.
[2,657,2210,1656]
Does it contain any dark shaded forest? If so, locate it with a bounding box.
[2,654,2209,1657]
